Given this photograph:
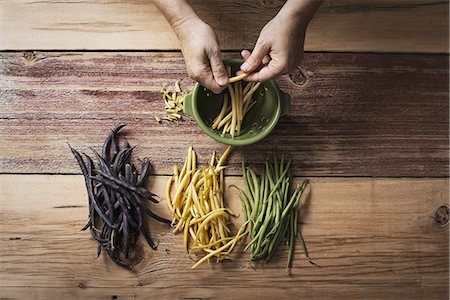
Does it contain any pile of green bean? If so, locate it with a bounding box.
[237,155,312,269]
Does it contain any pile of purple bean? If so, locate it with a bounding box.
[69,123,170,268]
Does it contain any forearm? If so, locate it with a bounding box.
[278,0,322,27]
[153,0,200,35]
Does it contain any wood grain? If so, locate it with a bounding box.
[0,175,448,300]
[0,0,448,52]
[0,52,448,176]
[0,285,449,300]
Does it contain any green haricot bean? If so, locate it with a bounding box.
[248,168,260,221]
[242,163,255,209]
[298,233,316,265]
[266,215,289,261]
[287,210,296,270]
[264,177,294,240]
[238,154,312,271]
[294,199,299,238]
[252,172,267,234]
[232,185,251,222]
[273,153,280,179]
[280,181,308,221]
[264,159,291,205]
[246,170,257,209]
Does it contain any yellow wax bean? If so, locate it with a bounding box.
[228,72,248,83]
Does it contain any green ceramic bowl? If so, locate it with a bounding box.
[183,59,290,146]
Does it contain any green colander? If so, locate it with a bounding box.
[183,59,290,146]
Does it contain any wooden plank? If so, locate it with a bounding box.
[0,0,448,53]
[0,285,449,300]
[0,175,448,299]
[0,52,448,176]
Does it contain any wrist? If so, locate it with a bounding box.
[172,15,202,37]
[278,0,322,27]
[153,0,201,34]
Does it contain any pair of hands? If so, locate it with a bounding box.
[174,11,307,94]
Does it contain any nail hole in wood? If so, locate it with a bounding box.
[78,282,86,289]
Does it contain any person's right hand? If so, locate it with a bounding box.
[174,18,228,94]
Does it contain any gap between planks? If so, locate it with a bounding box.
[1,173,449,179]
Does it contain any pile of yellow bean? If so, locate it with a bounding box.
[166,146,248,269]
[156,81,186,124]
[211,77,261,138]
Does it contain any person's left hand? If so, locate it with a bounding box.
[238,10,308,82]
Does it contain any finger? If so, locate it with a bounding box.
[208,48,228,86]
[202,75,226,94]
[242,50,270,66]
[240,40,269,73]
[190,65,225,94]
[236,55,270,78]
[244,60,283,82]
[241,49,251,60]
[262,54,271,65]
[245,67,277,82]
[201,69,226,94]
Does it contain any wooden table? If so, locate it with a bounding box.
[1,1,449,299]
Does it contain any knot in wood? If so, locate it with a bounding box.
[23,51,35,62]
[433,205,449,226]
[261,0,283,8]
[289,67,312,87]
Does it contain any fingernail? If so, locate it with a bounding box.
[241,62,250,71]
[217,77,227,86]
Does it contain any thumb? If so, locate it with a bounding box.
[240,40,269,72]
[208,48,228,86]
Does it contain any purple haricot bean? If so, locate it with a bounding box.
[69,124,168,269]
